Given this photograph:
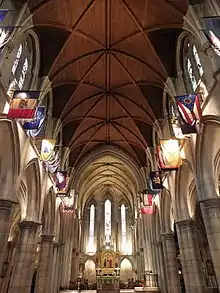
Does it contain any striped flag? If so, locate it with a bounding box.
[176,94,202,125]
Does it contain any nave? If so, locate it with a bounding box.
[0,1,220,293]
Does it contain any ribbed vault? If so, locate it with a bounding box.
[29,0,187,166]
[28,0,188,200]
[76,154,141,209]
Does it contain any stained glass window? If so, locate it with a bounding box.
[121,204,126,249]
[4,37,33,114]
[187,58,197,91]
[11,44,23,75]
[183,39,208,102]
[87,204,95,254]
[104,200,111,243]
[193,45,204,76]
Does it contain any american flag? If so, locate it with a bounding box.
[176,94,202,125]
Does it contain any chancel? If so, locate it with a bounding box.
[0,1,220,293]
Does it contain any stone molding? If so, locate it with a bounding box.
[18,220,41,231]
[175,218,196,228]
[200,197,220,208]
[152,241,162,247]
[41,234,55,242]
[0,199,18,211]
[161,233,174,240]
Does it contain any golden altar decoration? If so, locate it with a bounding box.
[96,250,120,293]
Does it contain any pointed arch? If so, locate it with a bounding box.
[0,119,20,200]
[42,188,56,235]
[24,158,41,222]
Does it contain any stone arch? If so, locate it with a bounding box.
[54,201,62,243]
[187,180,197,219]
[84,259,96,284]
[160,188,173,233]
[42,188,56,235]
[73,146,146,193]
[120,257,134,282]
[153,205,161,242]
[175,160,194,221]
[196,116,220,200]
[17,180,27,221]
[0,119,20,200]
[24,158,41,222]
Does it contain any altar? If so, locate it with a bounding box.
[96,249,120,293]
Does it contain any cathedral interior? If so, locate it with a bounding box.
[0,0,220,293]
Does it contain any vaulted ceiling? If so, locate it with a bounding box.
[29,0,188,169]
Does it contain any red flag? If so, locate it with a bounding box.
[141,206,154,215]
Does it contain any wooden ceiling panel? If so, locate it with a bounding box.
[110,0,139,45]
[29,0,188,166]
[32,0,92,28]
[115,52,165,85]
[49,32,104,77]
[51,53,103,85]
[113,34,167,77]
[83,54,107,88]
[61,84,102,117]
[76,0,106,45]
[109,54,132,88]
[125,0,187,28]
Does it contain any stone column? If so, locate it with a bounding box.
[153,240,167,293]
[8,220,40,293]
[35,234,54,293]
[200,198,220,290]
[0,199,15,275]
[49,242,59,293]
[161,233,181,293]
[176,219,205,293]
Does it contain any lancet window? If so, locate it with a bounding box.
[87,204,95,254]
[183,37,208,102]
[104,200,111,243]
[121,204,127,249]
[4,36,34,113]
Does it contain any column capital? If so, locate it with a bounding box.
[200,197,220,208]
[41,234,55,242]
[53,242,61,248]
[152,240,162,247]
[175,218,196,228]
[161,232,174,240]
[0,199,18,210]
[18,220,41,231]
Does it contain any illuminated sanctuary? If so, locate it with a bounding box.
[0,1,220,293]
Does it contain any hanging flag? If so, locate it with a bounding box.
[0,10,8,23]
[23,106,45,130]
[157,139,182,170]
[178,115,198,135]
[63,204,74,213]
[143,194,153,206]
[40,139,56,161]
[56,193,69,198]
[176,94,202,126]
[55,171,69,194]
[203,17,220,57]
[150,171,163,190]
[43,151,60,173]
[141,206,153,215]
[26,117,47,138]
[7,91,39,119]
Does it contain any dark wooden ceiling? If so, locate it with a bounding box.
[29,0,188,167]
